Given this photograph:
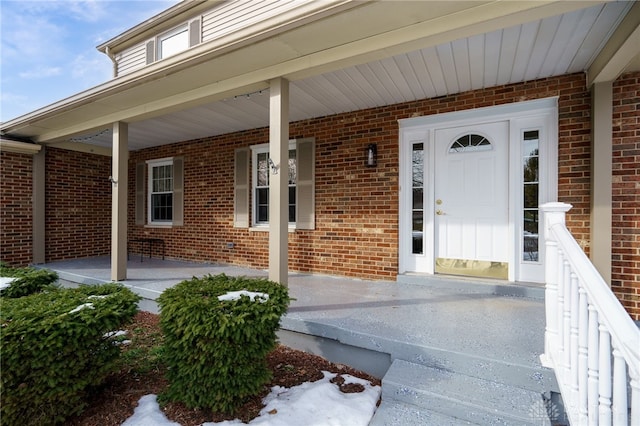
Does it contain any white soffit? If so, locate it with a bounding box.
[116,1,633,151]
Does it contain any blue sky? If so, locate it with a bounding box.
[0,0,179,123]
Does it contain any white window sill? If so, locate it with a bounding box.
[249,225,296,233]
[144,224,173,229]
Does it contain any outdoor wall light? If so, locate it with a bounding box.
[366,144,377,167]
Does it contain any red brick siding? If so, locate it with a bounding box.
[45,148,111,261]
[129,73,592,281]
[612,72,640,319]
[0,151,33,266]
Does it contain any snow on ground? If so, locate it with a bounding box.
[0,277,16,290]
[122,371,380,426]
[217,290,269,302]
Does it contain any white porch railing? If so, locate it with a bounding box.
[541,202,640,425]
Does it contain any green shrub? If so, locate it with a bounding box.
[0,263,59,298]
[158,274,291,414]
[0,283,141,426]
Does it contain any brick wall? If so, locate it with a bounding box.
[612,71,640,319]
[0,151,33,266]
[129,73,592,280]
[45,147,111,261]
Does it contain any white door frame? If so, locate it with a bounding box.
[398,97,558,283]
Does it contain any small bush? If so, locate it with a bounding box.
[0,263,58,298]
[0,283,141,426]
[158,274,291,414]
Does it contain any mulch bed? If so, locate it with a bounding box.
[65,311,381,425]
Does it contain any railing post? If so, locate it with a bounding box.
[611,348,628,425]
[588,304,599,425]
[570,273,580,410]
[540,202,572,367]
[631,376,640,426]
[578,286,589,424]
[598,326,612,425]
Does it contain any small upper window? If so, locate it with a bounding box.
[449,134,492,153]
[157,25,188,60]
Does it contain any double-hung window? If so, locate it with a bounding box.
[136,157,184,227]
[148,159,174,224]
[234,138,315,230]
[252,143,297,226]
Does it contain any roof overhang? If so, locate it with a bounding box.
[1,1,638,148]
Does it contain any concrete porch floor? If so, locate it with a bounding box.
[42,256,547,372]
[40,256,557,423]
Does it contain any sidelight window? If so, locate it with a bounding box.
[522,130,540,262]
[412,143,424,254]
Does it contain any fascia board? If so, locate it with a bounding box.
[0,139,42,155]
[587,1,640,86]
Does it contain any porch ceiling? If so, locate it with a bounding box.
[1,1,638,152]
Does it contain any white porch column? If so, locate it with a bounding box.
[111,122,128,281]
[590,82,612,284]
[268,77,289,286]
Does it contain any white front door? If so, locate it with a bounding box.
[398,97,558,284]
[434,121,509,279]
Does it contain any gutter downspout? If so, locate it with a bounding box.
[105,46,118,78]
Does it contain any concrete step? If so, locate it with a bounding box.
[370,401,477,425]
[374,359,553,426]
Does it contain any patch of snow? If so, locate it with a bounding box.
[218,290,269,302]
[88,295,109,299]
[0,277,16,290]
[122,371,380,426]
[69,303,94,314]
[121,395,180,426]
[104,330,128,338]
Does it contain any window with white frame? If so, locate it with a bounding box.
[144,19,201,65]
[147,158,174,224]
[157,25,189,60]
[252,143,297,226]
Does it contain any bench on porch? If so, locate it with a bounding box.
[128,238,165,262]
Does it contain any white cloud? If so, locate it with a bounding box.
[8,0,107,23]
[67,0,109,23]
[19,67,63,79]
[1,12,66,61]
[71,53,113,83]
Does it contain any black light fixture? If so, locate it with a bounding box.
[366,143,377,167]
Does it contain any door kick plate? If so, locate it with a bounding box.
[435,258,508,280]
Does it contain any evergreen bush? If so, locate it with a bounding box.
[0,283,141,426]
[0,263,59,298]
[157,274,291,413]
